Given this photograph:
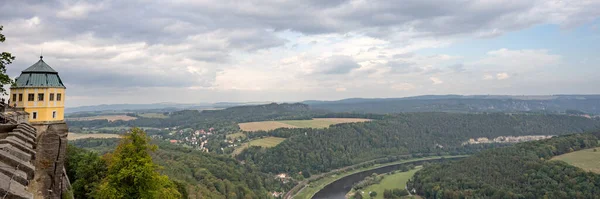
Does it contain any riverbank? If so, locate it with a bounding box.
[347,167,422,199]
[292,155,467,199]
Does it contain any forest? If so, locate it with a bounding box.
[408,132,600,199]
[67,137,292,199]
[238,113,600,174]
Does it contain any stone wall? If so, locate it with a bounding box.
[0,122,37,199]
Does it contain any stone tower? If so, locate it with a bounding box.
[10,56,66,123]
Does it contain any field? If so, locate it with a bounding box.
[226,132,247,140]
[137,113,169,118]
[67,115,137,122]
[552,147,600,173]
[356,167,422,199]
[232,137,286,155]
[67,133,122,140]
[238,118,372,131]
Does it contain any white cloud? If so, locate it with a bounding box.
[335,87,347,92]
[429,77,443,85]
[391,83,416,91]
[483,74,494,80]
[496,73,510,80]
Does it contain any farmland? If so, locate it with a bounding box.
[66,114,137,122]
[238,118,372,131]
[67,133,122,140]
[137,112,169,118]
[232,137,286,155]
[552,147,600,173]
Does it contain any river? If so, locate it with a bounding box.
[311,157,463,199]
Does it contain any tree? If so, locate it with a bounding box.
[354,192,363,199]
[95,127,181,199]
[65,145,107,199]
[0,25,15,95]
[370,191,378,198]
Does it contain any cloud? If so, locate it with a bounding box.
[335,87,347,92]
[429,77,443,85]
[391,83,416,91]
[496,72,510,80]
[316,55,361,74]
[1,0,599,106]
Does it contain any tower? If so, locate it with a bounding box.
[10,56,66,123]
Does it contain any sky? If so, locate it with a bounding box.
[1,0,599,107]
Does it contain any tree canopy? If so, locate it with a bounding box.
[0,25,15,95]
[409,132,600,199]
[95,127,181,199]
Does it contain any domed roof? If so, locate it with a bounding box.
[13,56,65,88]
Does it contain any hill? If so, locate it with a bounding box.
[409,132,600,198]
[68,138,294,198]
[305,95,600,114]
[238,113,600,174]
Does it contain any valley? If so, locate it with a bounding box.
[62,101,600,199]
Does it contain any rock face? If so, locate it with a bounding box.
[0,122,37,199]
[31,123,69,199]
[0,103,70,199]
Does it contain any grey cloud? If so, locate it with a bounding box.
[449,63,465,73]
[318,56,360,74]
[3,0,598,47]
[386,61,422,74]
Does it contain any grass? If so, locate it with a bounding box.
[238,121,297,131]
[238,118,372,131]
[293,156,467,199]
[354,167,422,199]
[67,133,121,140]
[552,147,600,173]
[232,137,286,155]
[137,113,169,118]
[226,132,247,140]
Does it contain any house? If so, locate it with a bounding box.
[169,140,178,144]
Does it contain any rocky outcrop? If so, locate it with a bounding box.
[30,123,68,199]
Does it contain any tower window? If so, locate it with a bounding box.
[52,111,57,119]
[28,94,34,101]
[50,93,55,101]
[12,94,16,102]
[32,112,37,120]
[38,93,44,101]
[18,94,22,101]
[57,94,62,101]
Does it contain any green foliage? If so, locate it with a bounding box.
[409,133,600,198]
[0,25,15,95]
[95,128,181,199]
[240,112,600,174]
[369,191,378,198]
[65,145,107,199]
[150,140,294,198]
[383,188,408,199]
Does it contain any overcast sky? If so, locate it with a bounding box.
[1,0,599,107]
